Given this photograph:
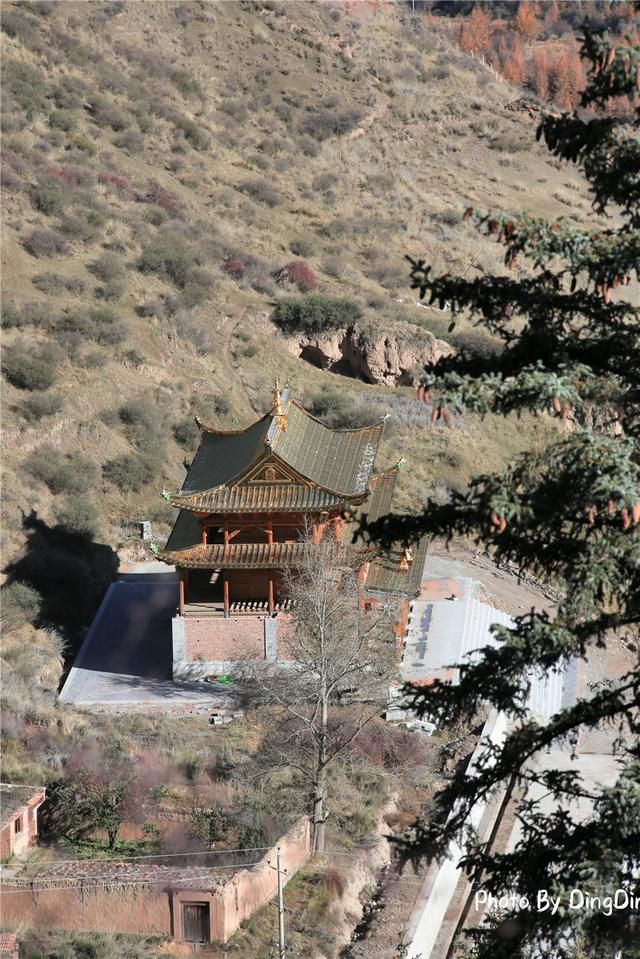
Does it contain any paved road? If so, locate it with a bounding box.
[59,571,236,711]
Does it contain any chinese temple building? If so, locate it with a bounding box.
[159,384,425,678]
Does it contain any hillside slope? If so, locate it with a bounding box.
[1,0,590,612]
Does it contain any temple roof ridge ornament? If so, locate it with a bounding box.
[272,379,283,415]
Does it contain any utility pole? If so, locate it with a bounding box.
[277,848,285,959]
[268,846,287,959]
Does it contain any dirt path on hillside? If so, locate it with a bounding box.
[425,540,559,615]
[221,308,252,407]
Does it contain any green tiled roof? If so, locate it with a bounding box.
[364,537,428,597]
[171,484,346,514]
[268,400,383,496]
[175,390,384,503]
[181,414,272,494]
[159,541,374,570]
[164,509,202,552]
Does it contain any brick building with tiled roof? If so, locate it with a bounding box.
[0,784,45,863]
[159,384,424,678]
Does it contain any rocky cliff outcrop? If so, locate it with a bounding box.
[283,321,453,386]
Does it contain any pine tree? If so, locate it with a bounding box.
[360,16,640,959]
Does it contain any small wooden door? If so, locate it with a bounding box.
[182,901,210,943]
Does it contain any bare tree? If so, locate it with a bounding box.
[244,531,398,854]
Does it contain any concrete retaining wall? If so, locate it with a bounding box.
[406,709,508,959]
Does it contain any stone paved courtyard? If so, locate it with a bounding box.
[59,565,237,712]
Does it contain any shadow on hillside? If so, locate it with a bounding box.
[4,511,119,662]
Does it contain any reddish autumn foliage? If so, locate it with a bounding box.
[142,180,179,215]
[532,48,550,100]
[514,1,540,41]
[98,171,131,192]
[459,6,492,54]
[46,166,77,188]
[275,260,318,293]
[502,35,527,86]
[223,257,245,279]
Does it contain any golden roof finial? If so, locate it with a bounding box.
[272,378,282,415]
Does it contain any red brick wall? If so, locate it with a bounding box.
[0,819,310,944]
[274,614,296,660]
[184,616,265,662]
[0,884,172,936]
[0,826,11,861]
[217,817,311,941]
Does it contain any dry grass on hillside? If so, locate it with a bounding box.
[0,0,591,742]
[1,1,593,560]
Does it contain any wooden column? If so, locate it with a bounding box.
[268,576,274,613]
[178,570,185,617]
[223,574,230,618]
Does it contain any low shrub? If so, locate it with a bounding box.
[54,75,85,109]
[55,306,127,345]
[144,207,167,227]
[289,237,314,257]
[197,393,230,419]
[311,172,337,193]
[31,176,68,216]
[174,115,211,151]
[23,227,69,258]
[173,416,199,449]
[272,294,361,335]
[97,171,132,193]
[89,252,122,283]
[26,447,98,495]
[96,277,126,302]
[32,273,85,295]
[2,341,62,391]
[1,302,24,329]
[118,397,166,458]
[58,213,100,243]
[307,389,359,429]
[141,180,180,216]
[223,257,245,279]
[5,61,47,116]
[138,237,194,288]
[20,391,64,422]
[220,98,248,121]
[1,581,42,632]
[14,301,52,329]
[180,269,217,308]
[172,69,202,98]
[55,496,100,539]
[49,109,77,132]
[102,453,156,491]
[298,106,364,141]
[296,134,321,157]
[1,7,44,51]
[115,128,143,154]
[240,178,283,208]
[89,94,130,131]
[274,260,318,293]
